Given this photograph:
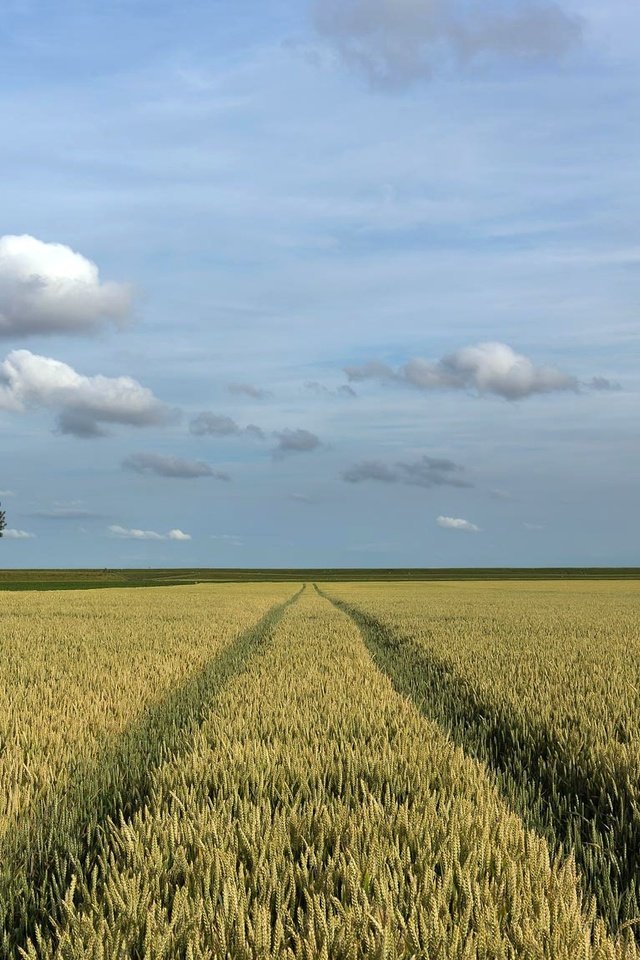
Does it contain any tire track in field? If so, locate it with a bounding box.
[315,583,640,939]
[3,585,304,960]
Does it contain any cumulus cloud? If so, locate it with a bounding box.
[189,411,264,439]
[0,234,132,337]
[228,382,271,400]
[3,528,36,539]
[313,0,581,90]
[437,515,480,532]
[346,342,578,400]
[0,349,170,437]
[273,428,322,457]
[108,525,192,541]
[122,452,230,480]
[167,528,192,541]
[343,455,471,488]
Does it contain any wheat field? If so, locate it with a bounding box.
[1,579,639,959]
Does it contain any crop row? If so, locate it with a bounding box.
[0,583,295,957]
[320,580,640,937]
[19,588,639,959]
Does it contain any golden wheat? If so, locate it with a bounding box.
[0,583,295,956]
[19,587,640,960]
[321,580,640,936]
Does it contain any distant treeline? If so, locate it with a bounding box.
[0,567,637,591]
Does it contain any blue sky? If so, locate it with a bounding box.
[0,0,637,567]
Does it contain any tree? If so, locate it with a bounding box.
[0,502,5,538]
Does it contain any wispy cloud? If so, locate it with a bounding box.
[313,0,582,91]
[227,383,271,400]
[210,533,243,547]
[122,452,230,480]
[489,488,513,501]
[29,502,102,519]
[0,350,171,437]
[437,515,480,532]
[346,342,578,400]
[0,234,131,337]
[108,525,192,541]
[343,455,471,488]
[305,380,356,398]
[588,376,621,391]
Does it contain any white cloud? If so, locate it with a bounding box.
[3,528,35,539]
[0,234,132,337]
[108,525,191,541]
[168,528,192,541]
[313,0,582,90]
[346,342,578,399]
[0,490,15,497]
[0,350,171,437]
[437,515,480,532]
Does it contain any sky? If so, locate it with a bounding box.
[0,0,638,568]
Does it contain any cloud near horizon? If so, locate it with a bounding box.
[0,350,171,437]
[346,342,578,400]
[0,235,132,337]
[437,515,480,532]
[122,451,231,480]
[313,0,582,91]
[3,527,36,539]
[108,525,191,541]
[343,454,472,488]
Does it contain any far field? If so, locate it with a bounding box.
[1,577,638,958]
[0,566,638,590]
